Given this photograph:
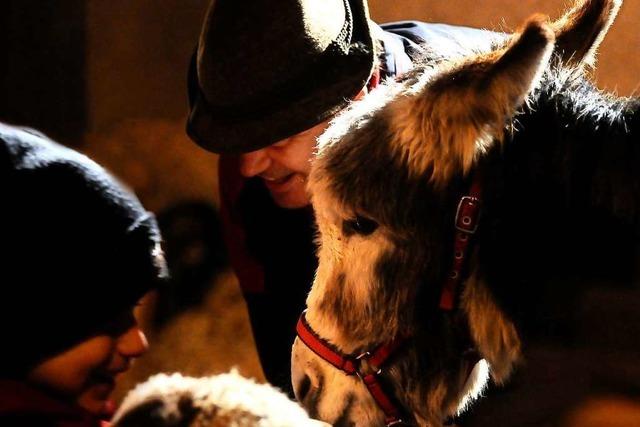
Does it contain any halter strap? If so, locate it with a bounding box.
[439,176,483,310]
[296,313,409,426]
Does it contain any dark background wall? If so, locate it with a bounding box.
[0,0,208,143]
[1,0,638,144]
[85,0,208,132]
[0,0,86,143]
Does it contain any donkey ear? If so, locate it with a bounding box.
[552,0,621,68]
[388,16,555,186]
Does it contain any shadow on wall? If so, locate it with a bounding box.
[84,118,219,212]
[85,118,229,323]
[155,201,229,327]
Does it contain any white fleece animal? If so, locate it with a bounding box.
[112,370,330,427]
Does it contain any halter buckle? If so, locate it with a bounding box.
[354,351,385,380]
[455,196,481,234]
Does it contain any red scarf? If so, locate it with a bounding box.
[0,380,110,427]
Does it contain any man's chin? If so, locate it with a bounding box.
[262,174,310,209]
[269,188,311,209]
[271,194,311,209]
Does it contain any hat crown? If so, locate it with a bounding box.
[303,0,348,49]
[197,0,355,110]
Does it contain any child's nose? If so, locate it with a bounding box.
[117,326,149,358]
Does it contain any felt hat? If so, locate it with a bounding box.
[186,0,376,154]
[0,124,168,375]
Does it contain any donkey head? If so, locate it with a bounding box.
[291,1,620,426]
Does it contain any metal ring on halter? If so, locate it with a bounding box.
[356,351,371,360]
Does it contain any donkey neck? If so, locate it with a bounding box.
[475,71,640,341]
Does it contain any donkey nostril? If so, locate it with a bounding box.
[296,374,312,402]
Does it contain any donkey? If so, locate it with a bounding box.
[290,0,635,425]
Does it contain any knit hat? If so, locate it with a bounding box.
[0,123,168,376]
[186,0,376,154]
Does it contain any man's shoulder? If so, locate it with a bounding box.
[379,20,498,46]
[374,20,505,75]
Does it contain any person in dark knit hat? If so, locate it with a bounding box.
[0,122,168,427]
[185,0,498,394]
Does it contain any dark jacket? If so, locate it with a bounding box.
[218,21,499,396]
[0,380,108,427]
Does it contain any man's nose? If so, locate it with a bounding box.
[239,148,271,178]
[117,325,149,358]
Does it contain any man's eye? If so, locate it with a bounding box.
[342,215,378,236]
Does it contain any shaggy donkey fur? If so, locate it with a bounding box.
[112,371,328,427]
[291,0,637,426]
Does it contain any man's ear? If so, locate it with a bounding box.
[552,0,622,68]
[353,67,380,101]
[354,87,368,101]
[387,16,555,186]
[366,67,381,93]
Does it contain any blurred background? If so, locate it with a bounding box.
[3,0,638,146]
[2,0,640,425]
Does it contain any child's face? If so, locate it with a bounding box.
[27,307,148,418]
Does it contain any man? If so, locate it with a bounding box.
[186,0,495,395]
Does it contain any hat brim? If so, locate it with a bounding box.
[187,52,373,154]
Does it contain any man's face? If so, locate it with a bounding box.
[238,120,330,209]
[27,306,148,418]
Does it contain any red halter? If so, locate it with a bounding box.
[296,313,409,426]
[296,177,483,426]
[439,177,483,310]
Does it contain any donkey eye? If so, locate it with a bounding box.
[342,215,378,236]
